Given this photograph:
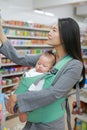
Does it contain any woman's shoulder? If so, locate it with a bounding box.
[70,59,83,65]
[66,59,83,70]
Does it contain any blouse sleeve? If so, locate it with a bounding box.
[0,40,40,67]
[17,59,83,113]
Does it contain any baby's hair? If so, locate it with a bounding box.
[43,50,56,66]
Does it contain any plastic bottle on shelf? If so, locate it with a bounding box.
[0,93,6,130]
[0,10,2,70]
[0,74,5,130]
[0,74,10,130]
[0,74,2,93]
[81,121,87,130]
[72,101,78,114]
[76,119,82,130]
[84,79,87,89]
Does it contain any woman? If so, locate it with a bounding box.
[0,18,85,130]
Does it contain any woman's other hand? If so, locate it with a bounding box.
[18,108,27,122]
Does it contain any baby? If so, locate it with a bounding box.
[14,50,56,122]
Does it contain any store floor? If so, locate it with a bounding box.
[6,95,75,130]
[6,116,25,130]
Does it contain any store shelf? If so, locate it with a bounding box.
[1,22,51,89]
[2,72,24,77]
[81,45,87,49]
[2,24,50,32]
[1,21,51,119]
[2,83,18,89]
[79,90,87,103]
[84,64,87,69]
[75,113,87,123]
[81,88,87,92]
[13,44,53,48]
[85,74,87,78]
[7,35,48,40]
[82,55,87,59]
[1,63,17,67]
[80,95,87,103]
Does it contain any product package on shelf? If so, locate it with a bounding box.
[0,93,7,130]
[0,75,9,130]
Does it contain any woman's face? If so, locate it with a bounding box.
[47,24,61,47]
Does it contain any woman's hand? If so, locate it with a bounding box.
[6,94,17,114]
[0,20,7,44]
[18,108,27,122]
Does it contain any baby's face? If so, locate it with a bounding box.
[35,56,52,73]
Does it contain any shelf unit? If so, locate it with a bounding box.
[75,113,87,123]
[0,21,53,119]
[2,24,50,32]
[73,25,87,129]
[1,22,52,89]
[74,89,87,121]
[80,91,87,103]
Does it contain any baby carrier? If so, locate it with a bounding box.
[14,55,80,130]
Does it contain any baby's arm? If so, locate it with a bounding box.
[18,107,27,122]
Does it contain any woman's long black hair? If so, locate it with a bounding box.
[58,17,85,88]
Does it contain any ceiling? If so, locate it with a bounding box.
[33,0,87,9]
[1,0,87,13]
[0,0,87,24]
[0,0,33,11]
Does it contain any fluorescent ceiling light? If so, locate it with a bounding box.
[34,9,55,17]
[34,10,44,14]
[44,12,54,16]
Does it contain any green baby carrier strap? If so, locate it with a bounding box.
[28,55,72,123]
[14,74,43,94]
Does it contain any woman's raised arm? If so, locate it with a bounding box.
[0,21,40,66]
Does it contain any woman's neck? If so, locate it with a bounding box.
[55,46,67,62]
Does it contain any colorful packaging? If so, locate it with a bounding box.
[0,93,6,130]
